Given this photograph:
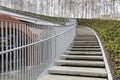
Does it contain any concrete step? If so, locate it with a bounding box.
[75,36,97,39]
[74,39,97,41]
[75,35,96,37]
[61,55,103,61]
[73,41,98,43]
[41,75,107,80]
[70,45,100,48]
[74,36,97,41]
[68,47,101,51]
[64,51,102,56]
[48,66,107,78]
[56,60,105,67]
[71,43,99,46]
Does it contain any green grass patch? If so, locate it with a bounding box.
[0,6,68,24]
[77,19,120,78]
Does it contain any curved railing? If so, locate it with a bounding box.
[0,18,77,80]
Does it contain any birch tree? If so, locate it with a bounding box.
[1,0,120,18]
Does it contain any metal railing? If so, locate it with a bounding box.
[0,19,76,80]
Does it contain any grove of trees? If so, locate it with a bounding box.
[0,0,120,19]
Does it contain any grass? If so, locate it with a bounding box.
[77,19,120,79]
[0,6,68,25]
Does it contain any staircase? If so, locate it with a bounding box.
[41,26,109,80]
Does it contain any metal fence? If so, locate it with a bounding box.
[0,19,76,80]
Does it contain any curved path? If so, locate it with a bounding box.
[41,26,112,80]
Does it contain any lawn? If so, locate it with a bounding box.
[77,19,120,79]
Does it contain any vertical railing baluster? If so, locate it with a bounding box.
[1,21,4,80]
[13,22,16,80]
[30,24,32,80]
[32,24,34,80]
[32,24,34,79]
[19,23,22,80]
[21,23,24,80]
[38,25,41,74]
[16,23,19,80]
[30,23,32,80]
[9,21,12,80]
[27,23,30,80]
[34,25,36,79]
[5,21,8,80]
[35,25,37,79]
[24,23,27,80]
[36,34,38,78]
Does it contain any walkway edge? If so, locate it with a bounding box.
[87,27,113,80]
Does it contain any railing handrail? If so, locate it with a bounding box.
[0,19,77,55]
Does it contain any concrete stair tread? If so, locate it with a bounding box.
[74,38,97,40]
[61,55,103,60]
[68,47,101,51]
[72,43,99,44]
[70,45,100,48]
[73,41,98,43]
[41,75,107,80]
[64,51,102,55]
[71,43,99,46]
[74,39,97,41]
[75,35,96,37]
[74,37,97,39]
[56,60,105,67]
[48,66,107,78]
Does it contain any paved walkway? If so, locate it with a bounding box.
[41,26,108,80]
